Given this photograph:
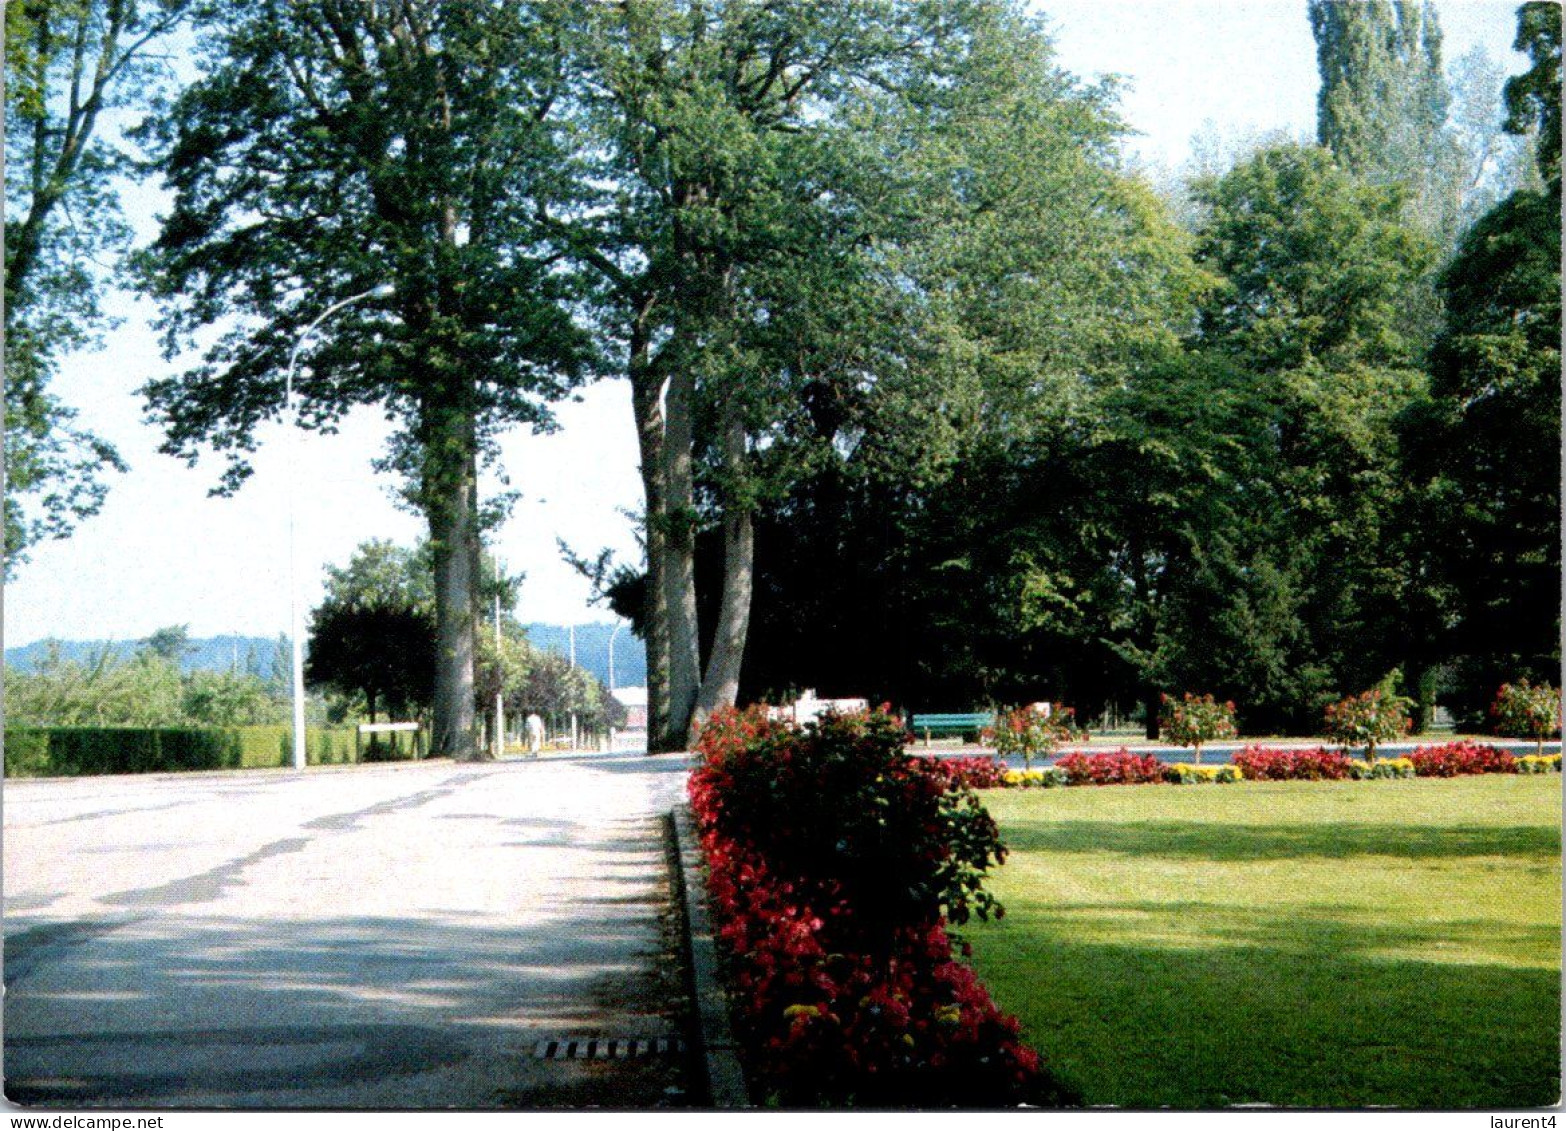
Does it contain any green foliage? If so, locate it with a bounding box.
[181,670,278,726]
[4,728,53,776]
[1504,2,1562,188]
[5,727,241,776]
[1193,144,1435,371]
[1407,8,1561,724]
[694,707,1008,938]
[6,724,359,776]
[5,644,285,728]
[2,0,187,565]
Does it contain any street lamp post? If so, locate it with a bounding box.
[286,284,392,771]
[493,554,505,760]
[607,622,623,752]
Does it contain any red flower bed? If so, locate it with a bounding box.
[928,755,1011,790]
[689,706,1066,1107]
[1408,741,1517,777]
[1054,749,1165,785]
[1231,746,1354,781]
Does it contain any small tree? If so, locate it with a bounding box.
[1323,688,1412,761]
[1159,693,1238,764]
[1491,680,1562,755]
[984,704,1086,771]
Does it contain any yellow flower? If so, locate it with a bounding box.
[934,1005,962,1025]
[784,1004,820,1021]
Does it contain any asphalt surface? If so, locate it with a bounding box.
[3,751,693,1109]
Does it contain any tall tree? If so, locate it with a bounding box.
[568,0,967,747]
[1311,0,1449,185]
[1191,145,1437,723]
[135,0,596,759]
[3,0,189,567]
[1407,1,1561,724]
[1503,1,1561,187]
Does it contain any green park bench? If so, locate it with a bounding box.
[910,712,994,747]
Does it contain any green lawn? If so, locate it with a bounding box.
[963,776,1562,1108]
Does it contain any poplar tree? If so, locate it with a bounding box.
[1310,0,1449,186]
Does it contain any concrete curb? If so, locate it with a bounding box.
[668,805,751,1109]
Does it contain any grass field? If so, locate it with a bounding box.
[963,776,1562,1108]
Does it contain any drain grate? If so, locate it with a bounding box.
[532,1036,684,1061]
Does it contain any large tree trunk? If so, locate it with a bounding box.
[661,366,702,748]
[630,316,674,751]
[690,409,754,745]
[425,397,479,761]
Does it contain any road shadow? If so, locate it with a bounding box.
[4,820,692,1110]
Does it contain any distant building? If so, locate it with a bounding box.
[611,686,648,731]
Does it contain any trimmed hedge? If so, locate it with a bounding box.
[5,725,360,777]
[233,725,359,768]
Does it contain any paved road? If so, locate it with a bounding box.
[3,752,692,1109]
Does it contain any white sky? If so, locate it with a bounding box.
[2,0,1526,647]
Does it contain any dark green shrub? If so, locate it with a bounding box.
[5,729,54,776]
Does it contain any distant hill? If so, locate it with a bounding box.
[520,623,646,690]
[5,623,645,691]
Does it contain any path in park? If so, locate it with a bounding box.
[3,752,692,1109]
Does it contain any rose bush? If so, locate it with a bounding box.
[1323,688,1412,760]
[983,704,1086,770]
[1159,693,1238,763]
[1491,680,1562,754]
[689,705,1066,1107]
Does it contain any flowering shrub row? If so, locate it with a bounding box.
[1406,742,1517,777]
[1054,750,1166,786]
[1348,757,1416,779]
[931,755,1012,791]
[1165,762,1242,784]
[1231,746,1355,781]
[1518,754,1562,774]
[689,707,1064,1107]
[958,744,1559,790]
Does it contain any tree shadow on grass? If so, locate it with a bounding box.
[969,904,1562,1109]
[999,820,1560,861]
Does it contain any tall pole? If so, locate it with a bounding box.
[286,284,391,770]
[607,622,623,754]
[493,554,505,760]
[608,622,622,691]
